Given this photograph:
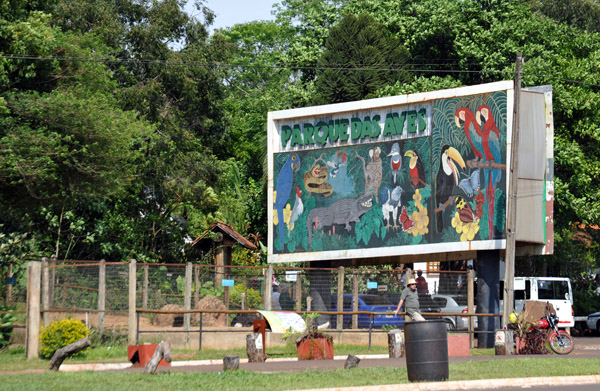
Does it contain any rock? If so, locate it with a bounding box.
[152,304,184,327]
[344,354,360,369]
[193,296,228,326]
[231,312,260,327]
[223,355,239,371]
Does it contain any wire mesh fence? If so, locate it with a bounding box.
[13,260,476,335]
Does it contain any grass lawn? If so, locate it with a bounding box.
[0,344,394,372]
[1,357,599,391]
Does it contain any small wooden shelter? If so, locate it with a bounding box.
[190,221,257,286]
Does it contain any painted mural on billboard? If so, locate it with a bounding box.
[271,91,507,255]
[431,91,507,243]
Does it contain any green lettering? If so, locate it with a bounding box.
[337,118,350,141]
[406,110,418,133]
[281,125,292,147]
[360,116,373,139]
[371,115,381,137]
[290,124,304,146]
[351,118,362,140]
[393,112,406,135]
[383,114,395,136]
[417,108,427,132]
[315,121,329,144]
[303,123,315,144]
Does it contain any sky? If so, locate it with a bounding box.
[185,0,278,32]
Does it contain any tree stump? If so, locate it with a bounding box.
[388,329,404,358]
[344,354,360,369]
[246,333,267,362]
[145,341,172,374]
[223,355,240,371]
[49,337,91,371]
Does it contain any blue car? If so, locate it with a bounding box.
[330,294,404,329]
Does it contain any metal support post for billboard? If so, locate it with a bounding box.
[502,53,522,354]
[503,54,522,325]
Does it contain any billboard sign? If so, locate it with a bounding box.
[267,81,550,263]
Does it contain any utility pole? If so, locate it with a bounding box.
[503,53,523,333]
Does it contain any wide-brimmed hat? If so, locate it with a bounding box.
[407,278,417,286]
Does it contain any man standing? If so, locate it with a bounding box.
[394,278,425,321]
[415,270,428,295]
[271,284,282,310]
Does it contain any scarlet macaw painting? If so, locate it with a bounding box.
[431,91,507,242]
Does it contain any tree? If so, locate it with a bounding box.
[314,13,411,104]
[527,0,600,33]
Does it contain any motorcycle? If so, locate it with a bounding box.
[535,302,574,355]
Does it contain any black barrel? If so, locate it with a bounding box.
[404,319,448,382]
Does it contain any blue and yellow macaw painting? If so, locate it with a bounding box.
[431,91,507,242]
[273,138,432,254]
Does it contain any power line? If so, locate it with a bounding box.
[0,54,511,73]
[1,54,599,87]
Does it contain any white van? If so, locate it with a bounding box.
[501,277,574,329]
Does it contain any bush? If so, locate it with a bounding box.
[40,318,89,359]
[230,283,262,309]
[0,304,17,350]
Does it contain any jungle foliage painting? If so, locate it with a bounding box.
[431,91,507,242]
[271,91,508,255]
[273,137,432,254]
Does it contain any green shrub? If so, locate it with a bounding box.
[40,318,89,359]
[0,304,17,350]
[230,283,262,309]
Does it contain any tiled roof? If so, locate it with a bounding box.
[191,221,257,250]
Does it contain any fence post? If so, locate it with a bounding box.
[352,272,359,329]
[49,256,56,308]
[6,263,13,304]
[337,266,344,330]
[41,257,50,326]
[26,261,41,359]
[467,269,475,347]
[128,259,136,346]
[295,272,302,312]
[194,265,200,307]
[142,264,148,309]
[184,262,192,347]
[264,265,273,310]
[98,259,106,334]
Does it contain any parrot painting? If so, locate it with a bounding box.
[435,146,466,233]
[288,186,304,234]
[274,153,300,249]
[476,105,502,239]
[388,142,402,183]
[404,149,426,189]
[327,152,353,195]
[379,185,404,229]
[455,107,484,160]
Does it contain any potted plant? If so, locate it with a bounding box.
[289,313,334,360]
[511,312,548,355]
